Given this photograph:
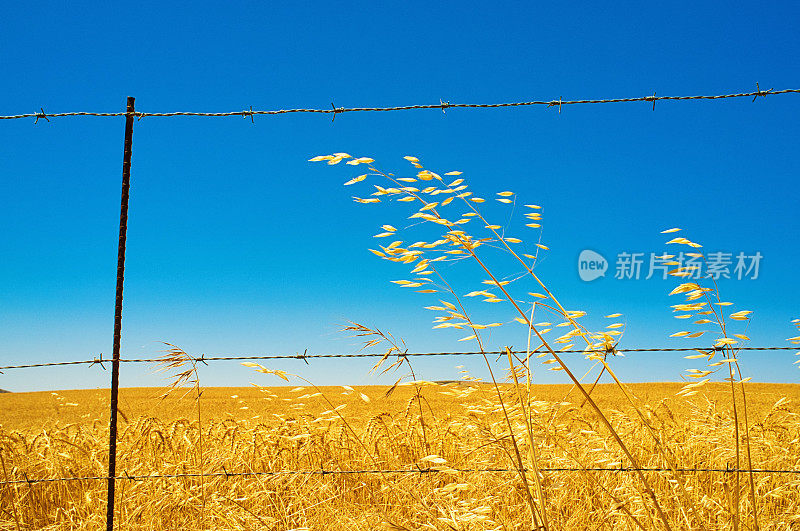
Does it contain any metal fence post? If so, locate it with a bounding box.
[106,96,135,531]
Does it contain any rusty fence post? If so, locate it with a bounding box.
[106,96,135,531]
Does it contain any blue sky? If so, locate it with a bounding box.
[1,2,798,392]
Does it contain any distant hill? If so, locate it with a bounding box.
[0,389,9,393]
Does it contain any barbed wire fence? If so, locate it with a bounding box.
[1,85,797,123]
[1,345,798,372]
[3,345,800,485]
[2,86,800,530]
[5,466,800,488]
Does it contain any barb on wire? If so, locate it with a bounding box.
[3,465,799,486]
[244,105,255,123]
[1,346,796,371]
[548,97,563,114]
[1,88,797,121]
[88,353,106,371]
[753,82,773,102]
[297,348,309,364]
[34,108,49,124]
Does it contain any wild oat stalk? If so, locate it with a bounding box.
[342,321,432,456]
[505,346,549,530]
[311,153,678,529]
[662,228,759,530]
[790,319,800,369]
[155,343,206,528]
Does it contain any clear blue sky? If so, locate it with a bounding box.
[1,1,798,392]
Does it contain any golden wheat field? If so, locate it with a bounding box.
[1,382,799,530]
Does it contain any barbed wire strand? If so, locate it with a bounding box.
[1,346,797,371]
[3,466,799,486]
[1,87,797,122]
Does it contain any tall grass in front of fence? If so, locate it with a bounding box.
[297,153,777,528]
